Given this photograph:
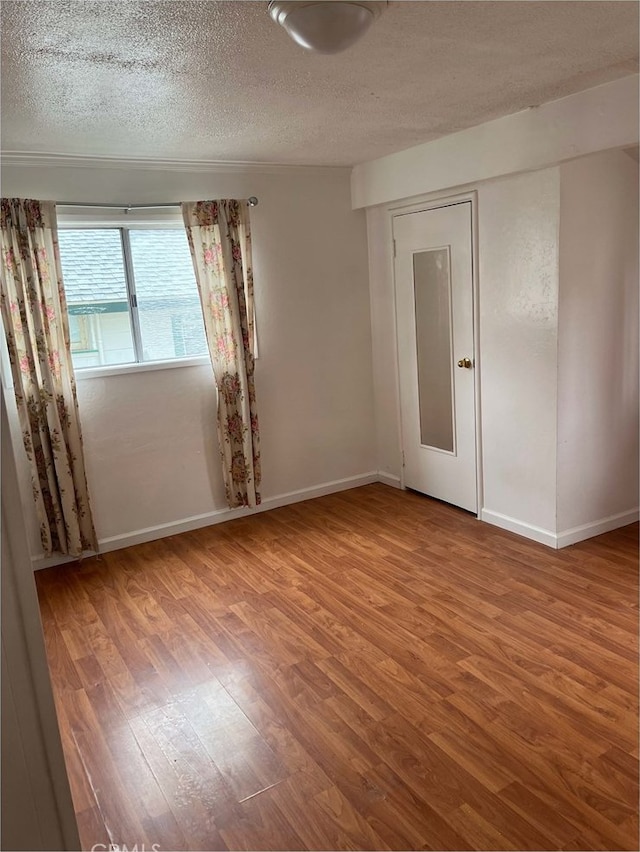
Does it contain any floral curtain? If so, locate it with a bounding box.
[0,198,97,557]
[182,199,260,508]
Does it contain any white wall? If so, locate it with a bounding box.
[478,168,560,536]
[364,153,639,547]
[366,169,562,541]
[366,204,401,485]
[358,74,639,548]
[1,162,375,558]
[557,149,639,534]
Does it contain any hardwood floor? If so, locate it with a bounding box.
[35,484,638,851]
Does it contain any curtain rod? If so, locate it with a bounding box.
[57,197,258,211]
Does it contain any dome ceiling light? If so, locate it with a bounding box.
[268,1,387,54]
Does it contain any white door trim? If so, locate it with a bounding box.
[1,386,81,851]
[389,191,483,516]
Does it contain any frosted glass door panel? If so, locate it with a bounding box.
[413,248,454,452]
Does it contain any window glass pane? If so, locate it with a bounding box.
[414,248,455,452]
[58,229,135,368]
[128,230,208,362]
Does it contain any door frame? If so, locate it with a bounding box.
[389,190,484,516]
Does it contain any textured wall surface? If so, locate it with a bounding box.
[478,168,561,534]
[557,149,639,531]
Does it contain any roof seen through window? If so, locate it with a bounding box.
[58,229,199,305]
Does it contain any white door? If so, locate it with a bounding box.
[393,201,477,513]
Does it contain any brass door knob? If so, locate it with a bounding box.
[457,357,472,369]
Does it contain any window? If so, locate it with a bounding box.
[57,226,208,370]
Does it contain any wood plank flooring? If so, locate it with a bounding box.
[35,484,638,851]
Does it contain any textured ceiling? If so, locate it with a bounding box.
[1,1,638,166]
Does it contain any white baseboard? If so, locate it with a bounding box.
[480,506,639,550]
[32,472,380,569]
[377,471,403,489]
[479,509,558,548]
[556,508,639,548]
[33,481,639,568]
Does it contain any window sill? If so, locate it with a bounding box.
[74,355,212,380]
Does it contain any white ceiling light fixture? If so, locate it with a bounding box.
[268,1,386,54]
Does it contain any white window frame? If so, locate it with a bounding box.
[57,208,211,379]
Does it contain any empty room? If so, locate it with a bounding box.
[1,1,638,850]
